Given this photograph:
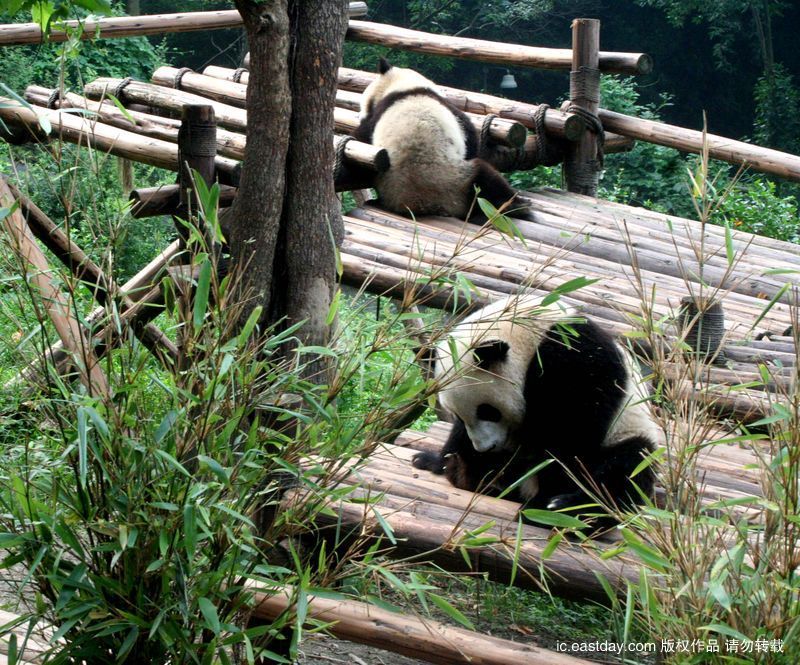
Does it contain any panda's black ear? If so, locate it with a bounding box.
[472,340,509,368]
[378,57,393,74]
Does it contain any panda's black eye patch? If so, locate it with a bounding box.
[476,403,502,422]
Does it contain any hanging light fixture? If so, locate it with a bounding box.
[500,69,518,90]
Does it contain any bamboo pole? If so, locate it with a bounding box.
[345,21,652,75]
[154,66,527,148]
[251,586,593,665]
[7,181,178,367]
[0,178,109,396]
[598,108,800,184]
[0,4,368,46]
[565,19,601,196]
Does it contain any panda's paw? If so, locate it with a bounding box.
[411,451,446,475]
[545,492,586,512]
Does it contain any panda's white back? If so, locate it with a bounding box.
[373,94,475,217]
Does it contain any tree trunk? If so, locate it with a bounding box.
[228,0,291,322]
[276,0,347,375]
[229,0,346,377]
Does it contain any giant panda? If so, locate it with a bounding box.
[412,294,659,531]
[353,58,528,222]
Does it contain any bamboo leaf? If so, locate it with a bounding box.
[428,593,474,630]
[199,597,221,635]
[520,509,587,529]
[193,258,212,329]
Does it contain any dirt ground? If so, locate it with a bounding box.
[298,634,429,665]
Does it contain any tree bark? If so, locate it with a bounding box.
[275,1,347,370]
[228,0,291,323]
[228,1,347,376]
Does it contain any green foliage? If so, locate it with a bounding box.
[711,177,800,243]
[754,63,800,156]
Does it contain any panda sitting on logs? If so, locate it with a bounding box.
[412,295,659,533]
[353,58,530,222]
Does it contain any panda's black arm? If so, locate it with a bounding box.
[411,417,472,477]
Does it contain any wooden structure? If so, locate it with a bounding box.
[1,6,800,663]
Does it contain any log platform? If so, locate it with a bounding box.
[300,416,765,608]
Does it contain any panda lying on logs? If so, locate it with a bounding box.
[412,295,659,532]
[353,58,530,223]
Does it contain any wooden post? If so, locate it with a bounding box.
[564,19,602,196]
[175,104,217,244]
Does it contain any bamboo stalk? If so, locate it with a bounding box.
[344,21,652,75]
[599,108,800,184]
[154,67,527,147]
[0,4,368,46]
[251,586,593,665]
[0,178,109,396]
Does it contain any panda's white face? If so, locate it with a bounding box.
[436,296,575,455]
[438,339,527,454]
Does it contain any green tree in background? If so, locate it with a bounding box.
[635,0,800,155]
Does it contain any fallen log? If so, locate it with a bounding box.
[251,586,592,665]
[152,66,527,148]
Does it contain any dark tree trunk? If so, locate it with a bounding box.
[229,0,346,378]
[277,1,347,371]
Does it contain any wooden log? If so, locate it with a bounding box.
[251,586,593,665]
[25,87,388,174]
[344,21,652,75]
[131,183,237,218]
[338,67,585,141]
[154,67,527,147]
[0,4,368,46]
[565,19,601,196]
[7,241,181,390]
[0,97,241,185]
[599,108,800,184]
[84,77,247,130]
[202,64,583,141]
[0,178,109,396]
[7,181,178,367]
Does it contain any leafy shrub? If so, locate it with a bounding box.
[711,177,800,243]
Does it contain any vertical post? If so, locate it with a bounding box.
[564,18,602,196]
[175,104,217,244]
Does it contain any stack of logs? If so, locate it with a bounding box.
[0,57,638,219]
